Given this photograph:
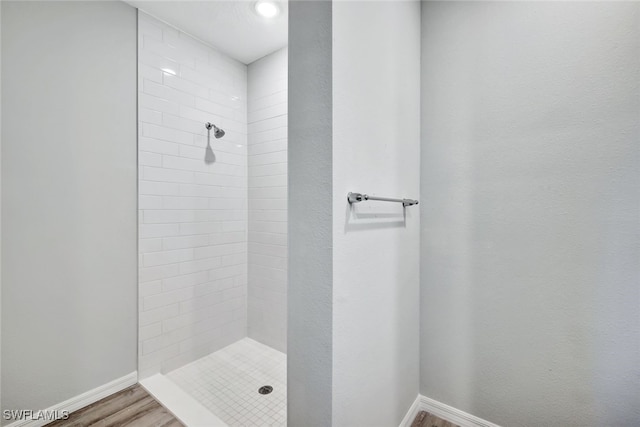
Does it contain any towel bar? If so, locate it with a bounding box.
[347,192,419,207]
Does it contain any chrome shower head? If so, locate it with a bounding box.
[205,122,226,139]
[213,126,225,139]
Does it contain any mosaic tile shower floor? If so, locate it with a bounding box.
[167,338,286,426]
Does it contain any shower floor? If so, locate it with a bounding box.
[166,338,286,426]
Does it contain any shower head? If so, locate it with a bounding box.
[205,122,226,139]
[213,126,225,139]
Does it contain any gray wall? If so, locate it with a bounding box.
[0,1,3,412]
[420,2,640,426]
[288,1,333,425]
[332,1,420,425]
[1,0,137,414]
[289,2,421,426]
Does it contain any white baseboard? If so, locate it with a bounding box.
[399,394,423,427]
[6,371,138,427]
[400,394,500,427]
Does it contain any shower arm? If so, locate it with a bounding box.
[205,122,225,139]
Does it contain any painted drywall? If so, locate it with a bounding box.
[332,1,421,426]
[247,47,288,353]
[420,2,640,426]
[1,0,137,417]
[288,1,333,425]
[137,12,248,378]
[288,2,421,425]
[0,2,3,412]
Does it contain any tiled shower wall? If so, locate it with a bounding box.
[137,12,248,378]
[247,48,288,352]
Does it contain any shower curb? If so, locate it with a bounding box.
[140,374,227,427]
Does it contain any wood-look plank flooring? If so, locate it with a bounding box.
[45,384,183,427]
[411,411,460,427]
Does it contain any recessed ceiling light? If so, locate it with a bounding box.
[254,0,279,18]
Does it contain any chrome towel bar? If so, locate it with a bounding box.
[347,192,419,207]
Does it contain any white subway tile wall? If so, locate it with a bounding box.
[247,48,288,352]
[138,12,249,379]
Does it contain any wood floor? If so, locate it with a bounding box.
[45,384,183,427]
[411,410,460,427]
[44,384,454,427]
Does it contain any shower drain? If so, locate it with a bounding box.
[258,385,273,395]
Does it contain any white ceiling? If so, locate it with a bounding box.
[126,0,288,64]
